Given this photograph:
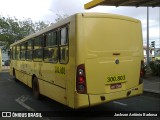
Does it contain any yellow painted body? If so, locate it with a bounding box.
[10,13,143,109]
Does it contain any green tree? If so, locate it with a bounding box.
[55,13,68,22]
[0,15,48,51]
[34,21,48,31]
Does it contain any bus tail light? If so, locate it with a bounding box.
[139,60,144,84]
[76,64,87,94]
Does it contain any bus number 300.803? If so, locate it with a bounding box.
[107,75,125,83]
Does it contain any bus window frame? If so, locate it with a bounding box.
[16,44,21,60]
[26,39,33,61]
[59,25,69,64]
[43,30,58,64]
[10,47,13,60]
[11,23,69,64]
[20,42,26,61]
[12,45,16,60]
[33,36,43,62]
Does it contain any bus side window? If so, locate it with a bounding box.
[33,36,43,61]
[59,27,69,64]
[10,47,12,60]
[44,31,58,63]
[20,43,26,60]
[17,45,20,60]
[26,40,33,60]
[12,46,16,60]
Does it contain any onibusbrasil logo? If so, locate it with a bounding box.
[1,112,42,118]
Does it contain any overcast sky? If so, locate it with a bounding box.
[0,0,160,47]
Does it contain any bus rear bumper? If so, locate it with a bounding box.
[88,83,143,107]
[74,83,143,108]
[74,92,90,109]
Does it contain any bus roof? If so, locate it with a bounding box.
[81,13,139,22]
[10,12,139,47]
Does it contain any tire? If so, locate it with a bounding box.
[13,69,18,82]
[32,77,41,99]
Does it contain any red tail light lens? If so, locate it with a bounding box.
[76,64,87,94]
[140,60,144,77]
[139,60,144,84]
[79,76,85,83]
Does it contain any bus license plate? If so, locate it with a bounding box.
[106,75,126,84]
[110,83,122,89]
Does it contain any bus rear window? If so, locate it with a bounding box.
[84,18,140,52]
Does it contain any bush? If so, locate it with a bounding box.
[149,60,160,76]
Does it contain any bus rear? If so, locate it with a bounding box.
[75,13,144,108]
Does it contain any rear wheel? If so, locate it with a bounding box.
[13,69,18,82]
[32,77,41,99]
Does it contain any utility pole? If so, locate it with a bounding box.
[146,7,150,65]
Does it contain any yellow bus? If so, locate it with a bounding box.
[10,13,144,109]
